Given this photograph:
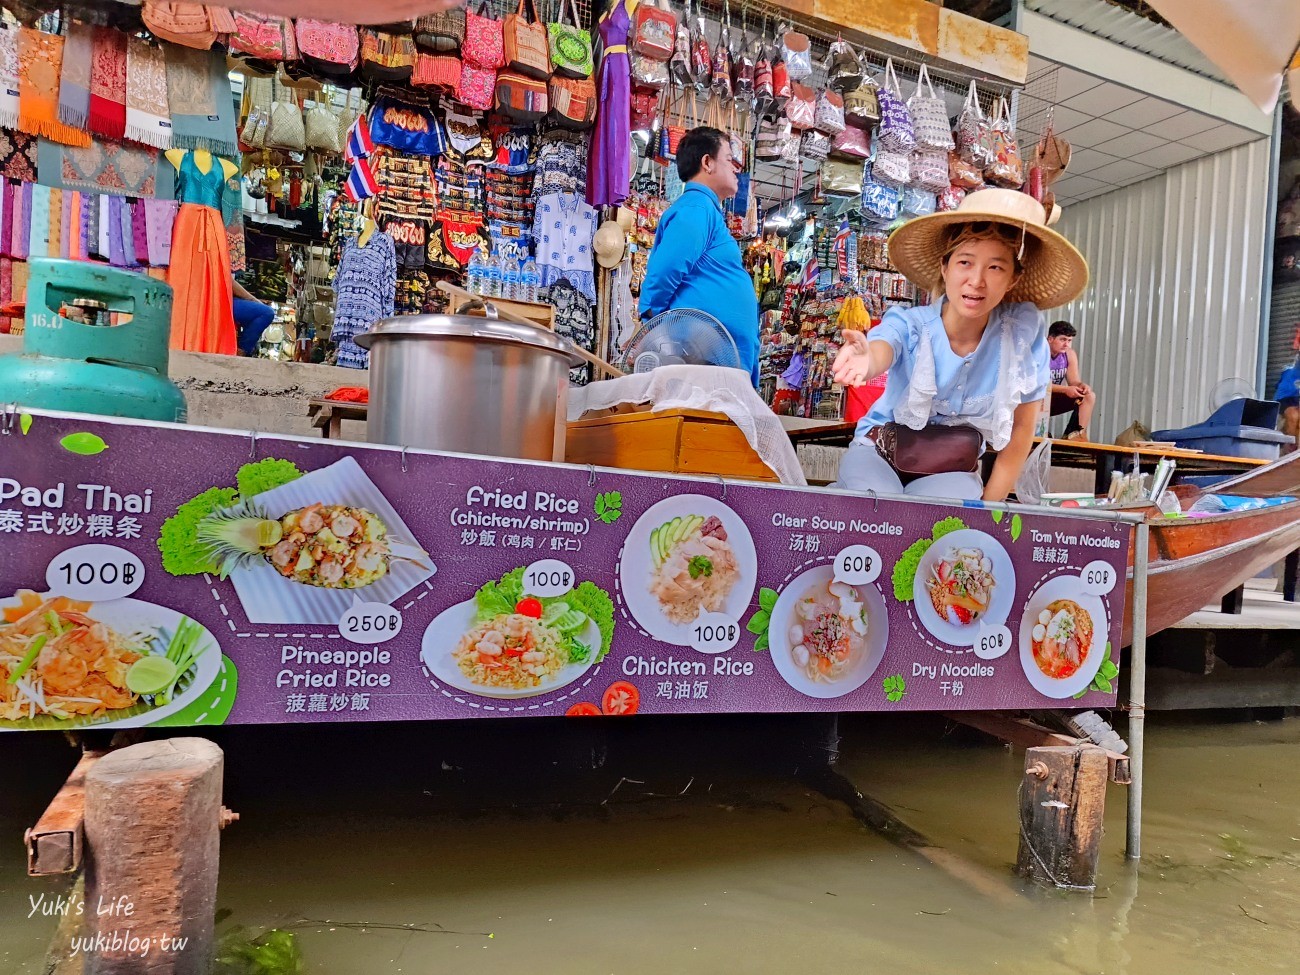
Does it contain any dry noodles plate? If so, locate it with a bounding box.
[0,591,215,729]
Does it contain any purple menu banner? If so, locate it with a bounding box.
[0,410,1132,730]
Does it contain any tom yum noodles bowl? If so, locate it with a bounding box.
[1017,577,1109,699]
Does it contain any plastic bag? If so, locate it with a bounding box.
[984,97,1024,187]
[1014,438,1052,505]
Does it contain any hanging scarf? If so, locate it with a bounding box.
[58,22,93,130]
[143,198,176,266]
[88,27,128,141]
[67,191,81,260]
[13,181,31,260]
[17,29,90,146]
[164,45,237,157]
[27,183,50,259]
[124,37,172,150]
[0,29,19,131]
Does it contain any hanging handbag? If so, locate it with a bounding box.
[822,158,864,196]
[937,185,966,212]
[727,104,747,170]
[230,11,297,63]
[141,2,223,50]
[670,12,692,86]
[780,27,812,82]
[632,0,677,61]
[826,38,862,93]
[872,147,911,189]
[771,54,790,106]
[689,0,712,88]
[336,87,360,147]
[504,0,551,80]
[304,93,341,152]
[458,63,497,112]
[549,75,596,129]
[630,89,659,130]
[948,150,983,189]
[632,55,670,91]
[265,75,306,151]
[414,9,465,53]
[296,19,359,75]
[464,0,506,70]
[754,42,773,103]
[733,32,755,99]
[872,423,982,476]
[800,129,831,161]
[495,70,549,121]
[413,53,463,91]
[664,89,696,156]
[954,79,990,166]
[830,126,871,160]
[239,75,272,149]
[361,29,417,82]
[755,117,780,160]
[814,89,846,135]
[711,15,733,98]
[548,0,593,79]
[908,64,954,151]
[785,82,815,130]
[877,59,915,154]
[860,165,901,223]
[844,81,879,129]
[911,148,949,193]
[985,97,1024,187]
[777,119,800,164]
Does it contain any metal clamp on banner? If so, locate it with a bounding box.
[587,465,597,488]
[864,488,879,512]
[714,474,728,502]
[1,403,16,436]
[401,447,410,474]
[248,430,258,460]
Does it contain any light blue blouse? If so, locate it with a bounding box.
[857,299,1050,449]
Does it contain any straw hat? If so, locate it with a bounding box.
[887,188,1089,309]
[593,220,627,269]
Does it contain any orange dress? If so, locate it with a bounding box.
[168,153,235,355]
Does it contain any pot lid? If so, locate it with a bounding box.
[356,313,585,366]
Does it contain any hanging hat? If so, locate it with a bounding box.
[593,220,627,269]
[886,188,1089,309]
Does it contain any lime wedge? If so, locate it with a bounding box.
[126,656,178,696]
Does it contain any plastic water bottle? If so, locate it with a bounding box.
[467,249,485,295]
[502,260,521,301]
[521,258,541,304]
[484,255,502,299]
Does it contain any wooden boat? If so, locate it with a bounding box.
[1122,450,1300,643]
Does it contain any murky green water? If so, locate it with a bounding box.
[4,714,1299,974]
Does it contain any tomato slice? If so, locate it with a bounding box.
[566,702,601,717]
[515,597,544,619]
[601,681,640,716]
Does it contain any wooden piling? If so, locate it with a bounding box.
[82,738,224,975]
[1015,744,1109,891]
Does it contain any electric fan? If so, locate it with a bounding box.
[617,308,742,374]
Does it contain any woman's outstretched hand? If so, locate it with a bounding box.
[832,329,874,387]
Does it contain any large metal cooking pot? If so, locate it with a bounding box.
[356,307,583,461]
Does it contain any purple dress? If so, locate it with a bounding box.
[585,0,632,208]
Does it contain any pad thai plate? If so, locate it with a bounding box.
[1018,576,1108,699]
[223,457,434,624]
[0,596,222,730]
[421,598,604,700]
[768,564,889,699]
[912,529,1015,647]
[619,494,757,647]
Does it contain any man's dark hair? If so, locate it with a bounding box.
[676,126,727,181]
[1048,320,1077,338]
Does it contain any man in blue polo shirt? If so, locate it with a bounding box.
[639,127,761,386]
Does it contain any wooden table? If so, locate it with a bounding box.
[1042,439,1268,495]
[308,398,368,439]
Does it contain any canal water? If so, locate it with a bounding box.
[3,712,1298,974]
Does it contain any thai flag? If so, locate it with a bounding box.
[344,115,375,165]
[802,253,820,290]
[344,158,378,202]
[834,217,851,278]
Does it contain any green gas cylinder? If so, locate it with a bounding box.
[0,259,186,422]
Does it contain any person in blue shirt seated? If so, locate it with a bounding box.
[1275,357,1300,453]
[830,188,1089,502]
[639,127,761,386]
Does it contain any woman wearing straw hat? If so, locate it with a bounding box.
[831,188,1088,502]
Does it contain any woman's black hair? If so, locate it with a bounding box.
[676,127,728,181]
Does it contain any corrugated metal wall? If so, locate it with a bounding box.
[1055,140,1272,439]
